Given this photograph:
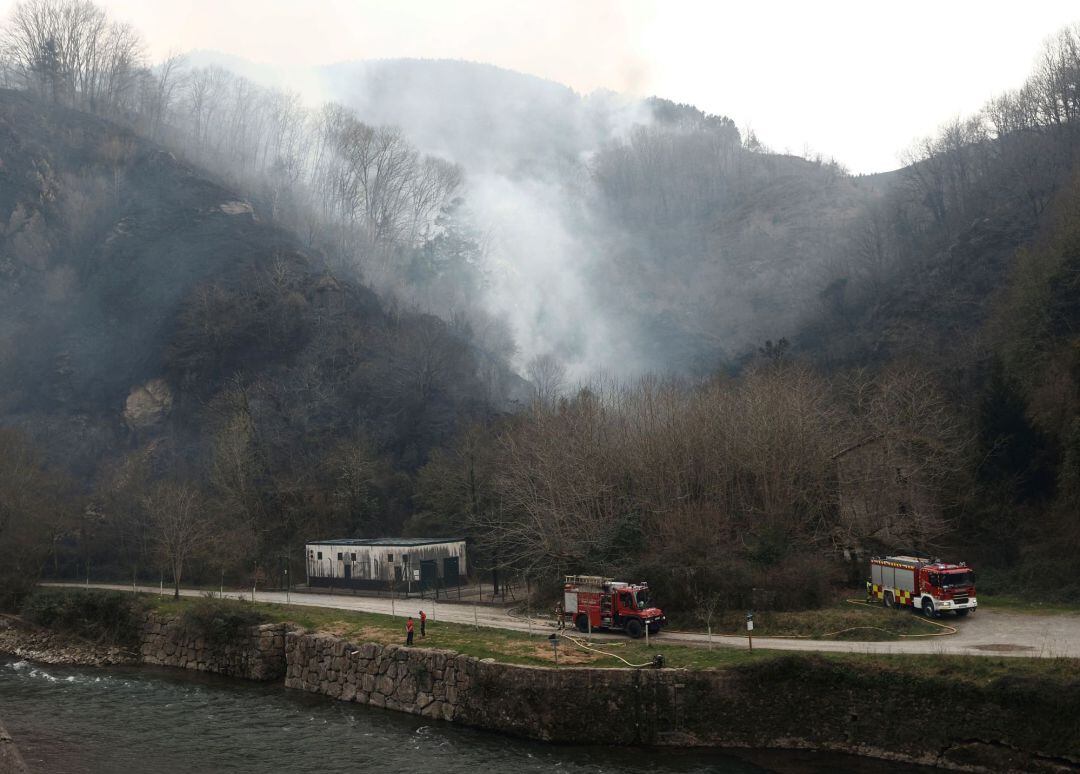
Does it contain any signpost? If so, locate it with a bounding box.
[746,611,754,651]
[548,633,560,666]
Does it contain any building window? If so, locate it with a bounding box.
[351,553,356,561]
[337,552,343,561]
[317,552,322,560]
[387,553,394,562]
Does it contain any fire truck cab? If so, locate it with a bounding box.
[868,555,977,618]
[562,575,666,638]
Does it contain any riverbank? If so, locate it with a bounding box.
[6,590,1080,773]
[0,617,135,667]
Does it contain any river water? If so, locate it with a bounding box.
[0,657,927,774]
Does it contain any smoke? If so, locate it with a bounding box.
[309,58,658,379]
[177,54,655,377]
[167,53,864,383]
[466,171,637,381]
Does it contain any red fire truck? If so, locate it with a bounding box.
[562,575,666,638]
[867,555,977,617]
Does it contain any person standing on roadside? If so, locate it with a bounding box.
[406,616,414,646]
[419,609,427,638]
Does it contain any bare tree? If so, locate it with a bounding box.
[526,353,567,407]
[1,0,144,111]
[137,50,184,141]
[143,480,211,599]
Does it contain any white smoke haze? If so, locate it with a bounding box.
[158,48,894,388]
[177,52,662,379]
[467,171,635,381]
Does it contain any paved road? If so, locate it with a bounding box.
[45,583,1080,659]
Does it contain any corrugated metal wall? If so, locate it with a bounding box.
[305,541,467,584]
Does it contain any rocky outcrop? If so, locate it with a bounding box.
[138,613,288,681]
[123,378,173,430]
[0,716,29,774]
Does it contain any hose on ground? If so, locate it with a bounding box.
[556,630,657,668]
[837,598,957,637]
[506,606,660,667]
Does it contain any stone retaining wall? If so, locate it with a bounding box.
[284,633,466,721]
[138,612,288,681]
[14,605,1078,773]
[281,630,1080,773]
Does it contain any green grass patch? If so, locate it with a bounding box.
[148,594,775,669]
[691,598,945,640]
[36,589,1080,681]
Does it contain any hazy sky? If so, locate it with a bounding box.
[2,0,1077,172]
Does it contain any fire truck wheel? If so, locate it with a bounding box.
[922,599,936,618]
[625,619,644,639]
[575,614,589,633]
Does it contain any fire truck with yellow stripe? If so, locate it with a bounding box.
[867,555,977,618]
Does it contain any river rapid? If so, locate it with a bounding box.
[0,657,929,774]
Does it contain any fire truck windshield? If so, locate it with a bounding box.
[634,590,649,609]
[941,571,974,587]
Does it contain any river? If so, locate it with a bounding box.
[0,657,929,773]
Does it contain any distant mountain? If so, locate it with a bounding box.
[184,53,642,172]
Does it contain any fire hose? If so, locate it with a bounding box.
[556,630,659,668]
[831,598,958,637]
[507,605,659,667]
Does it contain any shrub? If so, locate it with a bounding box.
[179,596,269,646]
[21,588,146,646]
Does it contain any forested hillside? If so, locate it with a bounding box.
[0,86,519,604]
[2,0,1080,614]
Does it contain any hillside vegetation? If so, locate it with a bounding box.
[2,1,1080,615]
[0,86,514,603]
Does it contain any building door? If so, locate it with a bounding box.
[442,557,460,586]
[343,564,351,581]
[419,560,437,591]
